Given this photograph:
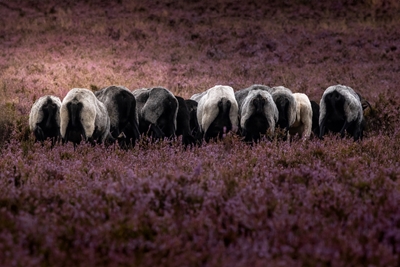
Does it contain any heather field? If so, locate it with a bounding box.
[1,0,400,266]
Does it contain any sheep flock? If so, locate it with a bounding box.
[29,84,371,148]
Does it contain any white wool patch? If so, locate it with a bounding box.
[290,93,313,138]
[60,88,110,142]
[190,91,207,102]
[197,85,239,133]
[29,95,62,131]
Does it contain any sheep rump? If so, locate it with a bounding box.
[289,93,313,139]
[132,87,178,139]
[29,95,62,145]
[319,84,364,141]
[195,85,239,141]
[237,89,278,142]
[270,86,297,132]
[235,84,273,109]
[60,88,110,145]
[95,85,140,147]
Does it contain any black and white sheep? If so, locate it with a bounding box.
[191,85,239,142]
[60,88,111,146]
[29,95,62,146]
[95,85,140,148]
[235,89,278,142]
[234,84,273,108]
[288,93,313,140]
[270,86,297,134]
[132,87,178,140]
[175,96,200,147]
[319,84,364,141]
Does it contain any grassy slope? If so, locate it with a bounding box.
[0,0,400,266]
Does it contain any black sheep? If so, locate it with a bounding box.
[175,96,200,147]
[132,87,178,140]
[95,85,140,148]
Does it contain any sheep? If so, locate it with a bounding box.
[270,86,297,134]
[310,100,320,137]
[237,89,278,142]
[236,85,296,137]
[95,85,140,148]
[29,95,62,146]
[288,93,313,140]
[319,84,364,141]
[132,87,178,140]
[60,88,111,146]
[194,85,239,142]
[175,96,200,147]
[358,94,372,111]
[190,91,207,103]
[234,84,273,108]
[184,99,201,139]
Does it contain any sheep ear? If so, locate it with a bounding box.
[356,92,372,110]
[361,99,372,111]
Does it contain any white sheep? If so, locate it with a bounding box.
[319,84,364,141]
[60,88,110,146]
[289,93,313,140]
[29,95,62,146]
[195,85,239,141]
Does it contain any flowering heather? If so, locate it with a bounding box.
[1,0,400,266]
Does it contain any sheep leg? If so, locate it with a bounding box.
[65,130,70,144]
[34,126,45,142]
[110,126,120,140]
[282,121,291,141]
[304,123,312,139]
[319,116,327,139]
[132,119,140,142]
[242,129,253,142]
[353,122,362,141]
[51,136,56,148]
[340,121,349,138]
[150,124,164,139]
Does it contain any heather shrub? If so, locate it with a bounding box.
[0,104,15,147]
[0,99,31,149]
[0,103,32,148]
[0,135,399,266]
[364,92,400,136]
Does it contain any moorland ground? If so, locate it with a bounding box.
[0,0,400,266]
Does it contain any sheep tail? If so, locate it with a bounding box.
[68,101,82,128]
